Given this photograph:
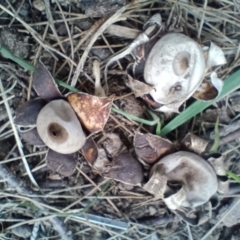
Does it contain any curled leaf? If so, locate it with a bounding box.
[207,153,229,194]
[93,148,110,172]
[143,13,162,38]
[125,74,153,98]
[203,41,226,73]
[143,164,167,199]
[134,132,173,164]
[67,92,112,133]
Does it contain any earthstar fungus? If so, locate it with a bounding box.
[134,132,230,225]
[105,13,226,113]
[15,61,112,176]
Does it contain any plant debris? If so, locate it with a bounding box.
[1,1,240,239]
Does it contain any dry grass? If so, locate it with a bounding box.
[0,0,240,239]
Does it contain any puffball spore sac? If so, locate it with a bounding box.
[36,99,86,154]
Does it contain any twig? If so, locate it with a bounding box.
[219,129,240,146]
[0,3,76,65]
[0,79,38,187]
[0,165,73,240]
[71,4,128,87]
[200,198,240,240]
[44,0,66,54]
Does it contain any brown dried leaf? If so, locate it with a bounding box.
[81,137,98,165]
[67,92,112,133]
[15,98,47,126]
[33,61,62,100]
[46,149,77,177]
[134,132,173,164]
[104,152,143,186]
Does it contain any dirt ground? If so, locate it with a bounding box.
[0,0,240,239]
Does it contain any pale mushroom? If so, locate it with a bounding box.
[36,99,86,154]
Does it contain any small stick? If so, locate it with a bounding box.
[0,164,73,240]
[219,128,240,146]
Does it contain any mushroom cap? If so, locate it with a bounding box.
[144,33,205,112]
[36,99,86,154]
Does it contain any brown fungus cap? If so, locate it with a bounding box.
[37,99,86,154]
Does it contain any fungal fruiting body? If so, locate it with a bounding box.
[144,33,206,112]
[36,99,86,154]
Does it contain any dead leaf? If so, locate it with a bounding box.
[125,74,153,97]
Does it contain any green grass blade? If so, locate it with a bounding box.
[112,107,159,126]
[0,45,78,92]
[209,117,219,153]
[160,69,240,136]
[226,170,240,184]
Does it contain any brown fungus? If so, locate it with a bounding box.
[37,99,86,154]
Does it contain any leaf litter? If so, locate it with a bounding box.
[0,0,240,239]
